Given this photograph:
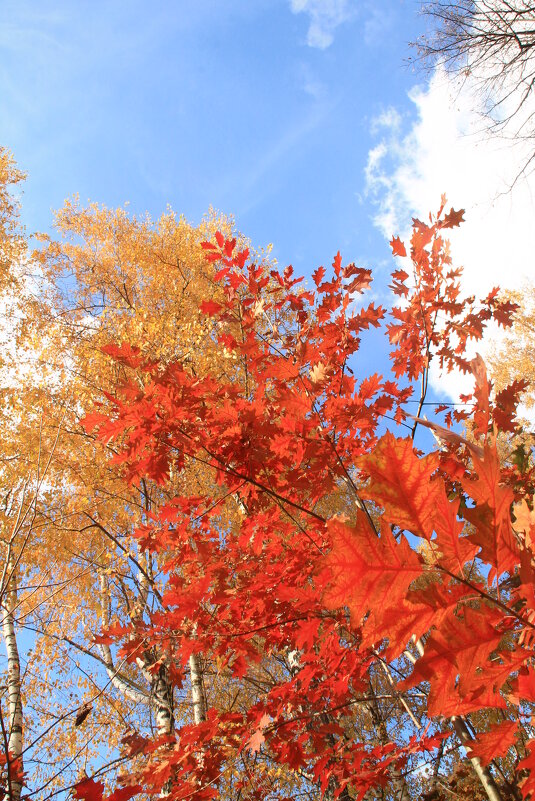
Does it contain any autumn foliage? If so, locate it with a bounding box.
[0,163,266,800]
[73,199,535,801]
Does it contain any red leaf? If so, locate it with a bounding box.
[224,237,236,257]
[322,515,422,627]
[312,266,326,287]
[345,267,372,294]
[81,411,109,434]
[390,236,407,257]
[401,606,506,717]
[389,268,409,297]
[358,432,441,538]
[231,654,248,678]
[333,251,342,276]
[468,721,518,764]
[213,266,230,281]
[199,300,222,316]
[101,342,142,367]
[107,787,142,801]
[73,780,105,801]
[511,667,535,704]
[494,379,529,432]
[360,581,467,660]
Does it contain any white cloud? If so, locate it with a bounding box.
[289,0,355,49]
[365,67,535,403]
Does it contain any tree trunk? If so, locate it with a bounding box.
[153,662,175,736]
[1,551,23,801]
[189,652,207,724]
[451,716,504,801]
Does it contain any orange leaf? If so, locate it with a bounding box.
[470,353,490,434]
[433,491,479,573]
[514,499,535,550]
[247,714,270,753]
[401,606,506,717]
[466,444,518,580]
[390,236,407,257]
[358,432,441,538]
[468,721,518,764]
[322,515,422,627]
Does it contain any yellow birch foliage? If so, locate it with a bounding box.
[0,152,132,794]
[0,150,89,797]
[15,195,265,789]
[0,147,270,794]
[489,285,535,408]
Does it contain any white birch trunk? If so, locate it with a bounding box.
[1,552,23,801]
[99,569,175,737]
[97,571,150,704]
[189,652,207,724]
[153,663,174,736]
[452,716,504,801]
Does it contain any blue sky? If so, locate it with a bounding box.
[2,0,534,403]
[0,0,427,273]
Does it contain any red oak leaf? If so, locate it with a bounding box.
[358,432,441,538]
[390,236,407,257]
[468,720,518,764]
[73,779,105,801]
[321,515,422,627]
[200,300,223,316]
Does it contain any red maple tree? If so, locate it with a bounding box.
[81,201,534,800]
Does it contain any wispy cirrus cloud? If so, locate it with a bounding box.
[289,0,355,49]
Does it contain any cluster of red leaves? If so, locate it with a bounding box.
[0,752,24,800]
[79,204,535,800]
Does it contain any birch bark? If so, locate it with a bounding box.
[189,652,207,725]
[1,549,23,801]
[98,568,175,735]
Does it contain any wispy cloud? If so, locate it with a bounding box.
[289,0,355,49]
[365,67,535,401]
[297,62,328,100]
[362,4,390,47]
[233,98,335,217]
